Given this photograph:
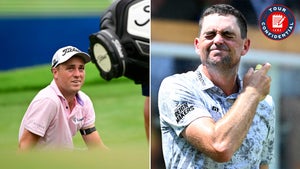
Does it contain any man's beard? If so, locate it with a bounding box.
[206,55,236,70]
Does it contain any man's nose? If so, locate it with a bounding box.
[73,68,81,76]
[213,34,224,45]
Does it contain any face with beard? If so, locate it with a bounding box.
[194,14,250,71]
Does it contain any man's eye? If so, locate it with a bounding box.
[66,67,74,71]
[223,32,235,39]
[225,35,234,38]
[205,33,215,39]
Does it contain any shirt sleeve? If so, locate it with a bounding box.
[260,96,276,165]
[24,98,57,137]
[81,94,96,129]
[158,76,211,136]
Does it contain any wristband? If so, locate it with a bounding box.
[80,127,96,135]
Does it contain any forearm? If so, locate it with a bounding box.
[214,87,260,155]
[260,164,269,169]
[183,87,262,162]
[18,129,40,151]
[82,131,108,150]
[19,141,35,151]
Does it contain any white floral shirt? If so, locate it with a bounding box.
[158,65,275,169]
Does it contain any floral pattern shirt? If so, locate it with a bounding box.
[158,65,275,169]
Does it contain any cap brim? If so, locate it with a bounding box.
[74,52,91,63]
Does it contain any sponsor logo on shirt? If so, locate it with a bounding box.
[33,122,45,130]
[211,106,219,112]
[174,102,194,123]
[72,117,84,124]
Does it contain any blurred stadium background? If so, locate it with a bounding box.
[0,0,113,70]
[151,1,300,169]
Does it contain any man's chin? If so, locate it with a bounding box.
[71,85,82,92]
[211,57,224,64]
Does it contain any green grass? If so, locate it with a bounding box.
[0,63,149,169]
[0,0,113,16]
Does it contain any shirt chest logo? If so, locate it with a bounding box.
[211,106,219,112]
[72,117,84,124]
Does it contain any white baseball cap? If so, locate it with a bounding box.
[51,46,91,68]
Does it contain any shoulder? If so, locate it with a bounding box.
[158,70,208,111]
[259,95,275,111]
[26,86,60,117]
[33,85,60,105]
[257,95,276,121]
[160,71,198,91]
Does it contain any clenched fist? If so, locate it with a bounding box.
[243,63,272,101]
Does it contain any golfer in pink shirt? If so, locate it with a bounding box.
[18,46,107,150]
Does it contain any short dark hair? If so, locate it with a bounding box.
[198,4,248,39]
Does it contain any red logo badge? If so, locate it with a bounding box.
[259,4,296,40]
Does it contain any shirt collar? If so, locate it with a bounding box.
[196,65,243,95]
[195,65,214,90]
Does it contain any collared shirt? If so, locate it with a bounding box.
[158,65,275,169]
[19,80,96,149]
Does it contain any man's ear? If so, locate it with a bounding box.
[241,38,250,56]
[194,38,201,55]
[51,67,59,79]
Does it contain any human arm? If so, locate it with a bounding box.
[18,97,57,151]
[260,164,269,169]
[144,96,150,141]
[18,129,40,151]
[81,125,108,150]
[182,63,271,162]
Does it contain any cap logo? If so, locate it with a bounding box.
[62,47,81,56]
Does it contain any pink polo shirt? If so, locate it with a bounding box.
[19,80,96,149]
